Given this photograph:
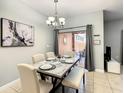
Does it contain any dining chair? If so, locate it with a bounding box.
[46,52,56,60]
[17,64,53,93]
[32,53,47,80]
[32,53,45,64]
[62,66,84,93]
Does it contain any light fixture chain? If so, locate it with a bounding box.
[55,0,58,18]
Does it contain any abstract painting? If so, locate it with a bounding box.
[1,18,34,47]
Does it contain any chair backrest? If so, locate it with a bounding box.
[64,51,75,57]
[17,64,40,93]
[46,52,56,59]
[32,53,45,64]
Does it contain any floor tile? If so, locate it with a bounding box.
[106,73,121,80]
[84,85,94,93]
[108,78,123,90]
[112,89,123,93]
[94,84,112,93]
[94,78,110,87]
[106,72,122,91]
[86,81,94,86]
[94,72,107,79]
[86,72,94,81]
[86,72,94,77]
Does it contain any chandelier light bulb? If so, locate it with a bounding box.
[46,20,51,25]
[59,17,65,22]
[59,17,65,26]
[48,17,55,22]
[52,22,55,26]
[62,21,65,25]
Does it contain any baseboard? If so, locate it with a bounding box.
[95,69,104,73]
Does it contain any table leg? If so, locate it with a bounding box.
[50,78,58,93]
[52,77,54,84]
[40,73,45,80]
[50,78,64,93]
[83,74,85,85]
[62,85,65,93]
[53,78,57,88]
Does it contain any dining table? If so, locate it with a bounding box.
[33,56,85,93]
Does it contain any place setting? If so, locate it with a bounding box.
[59,57,74,64]
[39,64,56,71]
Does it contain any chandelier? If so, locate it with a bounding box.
[46,0,65,29]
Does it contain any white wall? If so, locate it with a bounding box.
[104,19,123,62]
[67,11,104,71]
[0,0,54,86]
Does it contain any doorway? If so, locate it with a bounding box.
[58,31,86,57]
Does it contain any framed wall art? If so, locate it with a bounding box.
[1,18,34,47]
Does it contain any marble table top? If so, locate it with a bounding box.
[33,57,79,79]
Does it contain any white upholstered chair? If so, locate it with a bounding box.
[46,52,56,60]
[0,79,22,93]
[32,53,45,64]
[62,66,84,93]
[17,64,53,93]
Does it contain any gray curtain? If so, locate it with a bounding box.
[85,25,95,71]
[54,29,59,56]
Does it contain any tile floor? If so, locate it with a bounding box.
[85,72,123,93]
[55,72,123,93]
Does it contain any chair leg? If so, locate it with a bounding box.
[76,89,78,93]
[62,85,65,93]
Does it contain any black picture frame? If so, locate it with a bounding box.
[1,18,34,47]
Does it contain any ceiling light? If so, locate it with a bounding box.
[46,0,65,29]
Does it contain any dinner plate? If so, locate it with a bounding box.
[63,55,71,58]
[51,61,61,65]
[47,57,56,61]
[66,59,74,63]
[61,59,74,64]
[39,64,56,70]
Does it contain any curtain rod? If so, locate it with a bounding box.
[58,25,86,30]
[59,30,86,33]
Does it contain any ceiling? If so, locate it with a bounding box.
[20,0,123,21]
